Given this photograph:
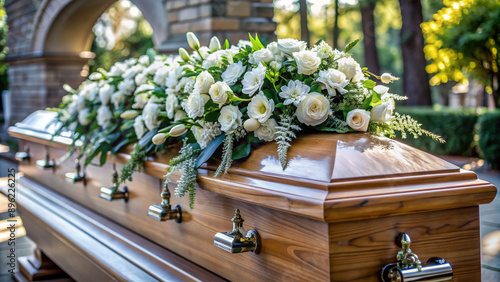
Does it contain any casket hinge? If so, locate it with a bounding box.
[380,233,453,282]
[99,164,129,202]
[15,145,31,162]
[65,158,86,185]
[36,148,56,170]
[214,209,261,254]
[147,182,182,223]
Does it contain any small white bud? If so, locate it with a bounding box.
[152,133,167,145]
[179,48,190,62]
[209,36,221,51]
[380,73,399,84]
[88,72,102,80]
[186,32,200,50]
[243,118,261,132]
[169,124,188,137]
[120,110,139,119]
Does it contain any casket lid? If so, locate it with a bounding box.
[9,111,497,223]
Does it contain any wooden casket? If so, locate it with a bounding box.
[3,110,497,281]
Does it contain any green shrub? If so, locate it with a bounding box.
[396,106,484,156]
[477,111,500,169]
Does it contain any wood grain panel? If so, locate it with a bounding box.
[329,206,481,281]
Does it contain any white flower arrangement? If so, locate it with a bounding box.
[53,33,443,210]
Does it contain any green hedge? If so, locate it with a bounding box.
[477,111,500,169]
[397,106,483,156]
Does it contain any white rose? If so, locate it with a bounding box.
[138,55,150,65]
[277,38,307,55]
[218,105,242,133]
[370,102,391,122]
[78,109,91,126]
[134,72,147,85]
[124,58,137,66]
[193,71,215,94]
[99,84,115,105]
[317,69,349,96]
[254,118,277,142]
[293,50,321,75]
[132,94,149,109]
[134,115,147,138]
[267,42,283,58]
[242,64,266,96]
[111,91,126,108]
[118,79,135,95]
[202,50,226,69]
[209,81,232,107]
[222,61,246,86]
[249,48,273,65]
[166,93,179,119]
[247,92,274,123]
[97,105,113,128]
[346,109,371,132]
[185,92,206,119]
[145,61,164,75]
[166,67,183,89]
[122,65,143,80]
[295,93,330,126]
[337,57,363,81]
[143,102,161,131]
[80,83,99,101]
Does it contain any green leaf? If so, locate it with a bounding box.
[112,138,134,154]
[310,83,322,93]
[139,129,157,147]
[232,142,251,160]
[344,39,361,53]
[248,33,264,51]
[223,39,230,50]
[146,48,157,65]
[360,92,382,110]
[205,111,220,122]
[363,79,376,89]
[99,149,108,166]
[195,134,225,169]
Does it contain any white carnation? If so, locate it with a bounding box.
[293,50,321,75]
[145,61,165,75]
[295,92,330,126]
[134,115,147,138]
[134,83,154,95]
[78,109,91,126]
[111,91,126,108]
[97,105,113,128]
[118,79,135,95]
[153,66,169,87]
[279,80,310,106]
[108,62,127,76]
[311,41,334,59]
[247,92,274,123]
[134,72,148,86]
[194,71,215,94]
[222,61,246,86]
[254,118,277,142]
[346,109,370,132]
[337,57,363,82]
[138,55,150,65]
[98,84,115,105]
[242,64,266,96]
[80,83,99,101]
[143,102,161,131]
[132,94,149,109]
[218,105,242,133]
[124,58,137,66]
[166,93,179,119]
[316,69,349,96]
[122,65,144,80]
[202,50,226,69]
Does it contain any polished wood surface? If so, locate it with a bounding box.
[8,121,498,281]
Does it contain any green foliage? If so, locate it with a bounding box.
[397,106,482,156]
[477,111,500,169]
[0,0,9,94]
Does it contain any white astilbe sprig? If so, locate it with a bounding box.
[275,108,301,169]
[214,134,234,177]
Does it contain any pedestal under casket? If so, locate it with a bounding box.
[4,110,497,281]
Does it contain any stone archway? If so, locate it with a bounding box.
[5,0,275,123]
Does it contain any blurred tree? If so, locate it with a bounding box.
[0,0,8,114]
[332,0,339,48]
[399,0,432,106]
[299,0,310,44]
[422,0,500,108]
[360,0,380,75]
[88,0,153,73]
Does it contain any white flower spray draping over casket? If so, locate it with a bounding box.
[51,33,443,209]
